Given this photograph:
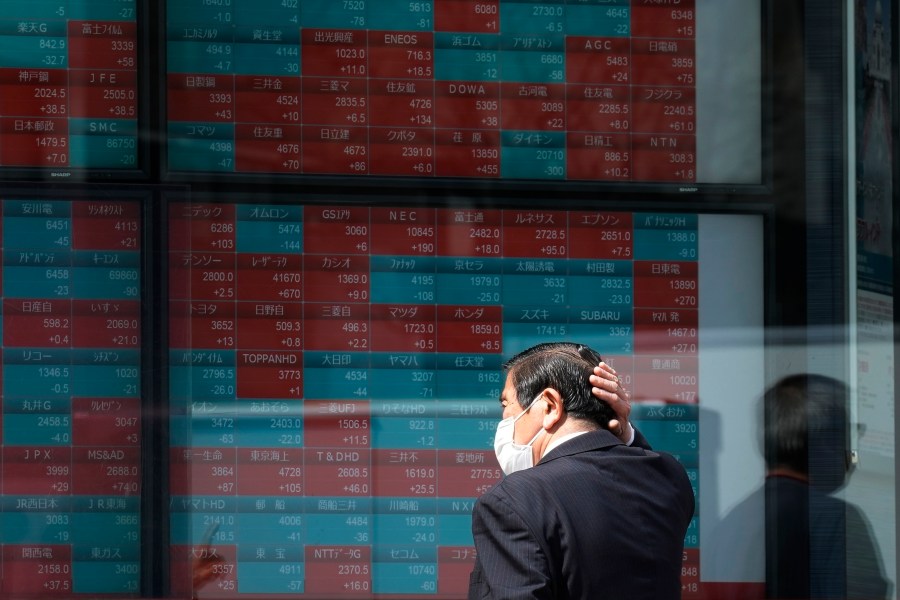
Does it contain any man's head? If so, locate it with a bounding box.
[763,373,852,491]
[502,342,617,428]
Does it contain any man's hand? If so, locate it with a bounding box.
[590,362,632,443]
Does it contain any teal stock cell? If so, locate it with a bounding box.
[71,267,139,299]
[4,413,70,445]
[233,41,300,76]
[69,0,137,20]
[3,217,70,249]
[171,363,236,401]
[169,138,234,173]
[500,131,565,179]
[71,365,139,398]
[501,323,565,353]
[235,406,303,447]
[433,33,500,81]
[305,513,369,545]
[236,219,303,254]
[3,266,71,298]
[500,0,565,34]
[499,48,565,84]
[632,419,698,456]
[632,228,698,261]
[370,414,437,448]
[189,406,239,447]
[367,0,434,30]
[232,4,299,28]
[300,0,368,29]
[72,562,139,594]
[68,129,138,170]
[1,510,68,543]
[438,514,475,546]
[71,512,138,545]
[235,512,302,545]
[373,513,436,545]
[372,560,437,595]
[435,273,502,306]
[369,271,435,304]
[238,564,305,594]
[0,2,72,19]
[166,2,234,27]
[167,40,234,73]
[435,415,493,449]
[565,1,630,37]
[0,33,67,69]
[303,370,368,399]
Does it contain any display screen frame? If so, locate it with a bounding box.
[0,1,155,182]
[155,189,777,599]
[158,0,774,196]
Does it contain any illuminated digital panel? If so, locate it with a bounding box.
[165,1,721,182]
[168,201,726,598]
[0,1,139,169]
[0,198,142,595]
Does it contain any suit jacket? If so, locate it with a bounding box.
[468,429,695,600]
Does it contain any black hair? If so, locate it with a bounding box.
[763,373,851,490]
[503,341,615,428]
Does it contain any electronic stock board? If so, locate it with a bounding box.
[0,0,769,598]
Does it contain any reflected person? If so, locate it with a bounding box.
[712,374,890,599]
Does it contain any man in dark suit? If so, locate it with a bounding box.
[468,342,695,600]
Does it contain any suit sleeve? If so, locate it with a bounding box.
[470,485,555,600]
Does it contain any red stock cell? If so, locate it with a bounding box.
[567,211,633,258]
[434,0,499,33]
[67,20,138,69]
[236,351,302,398]
[72,397,140,446]
[630,1,696,38]
[303,447,372,496]
[502,209,568,258]
[368,79,436,128]
[2,447,72,495]
[0,118,69,167]
[369,207,437,255]
[233,75,302,123]
[371,448,437,496]
[234,124,303,173]
[71,200,140,250]
[3,299,72,348]
[566,37,630,84]
[500,83,565,131]
[167,74,235,123]
[435,208,502,256]
[434,128,501,178]
[435,305,502,353]
[302,302,369,351]
[434,81,500,129]
[235,303,302,350]
[301,125,369,175]
[301,29,368,78]
[235,254,302,301]
[367,30,434,79]
[72,446,140,495]
[370,304,436,352]
[631,134,696,182]
[369,127,436,177]
[304,545,372,595]
[72,299,140,348]
[2,545,72,595]
[235,448,303,495]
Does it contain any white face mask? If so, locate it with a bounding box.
[494,395,545,475]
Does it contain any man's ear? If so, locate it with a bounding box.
[541,388,564,429]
